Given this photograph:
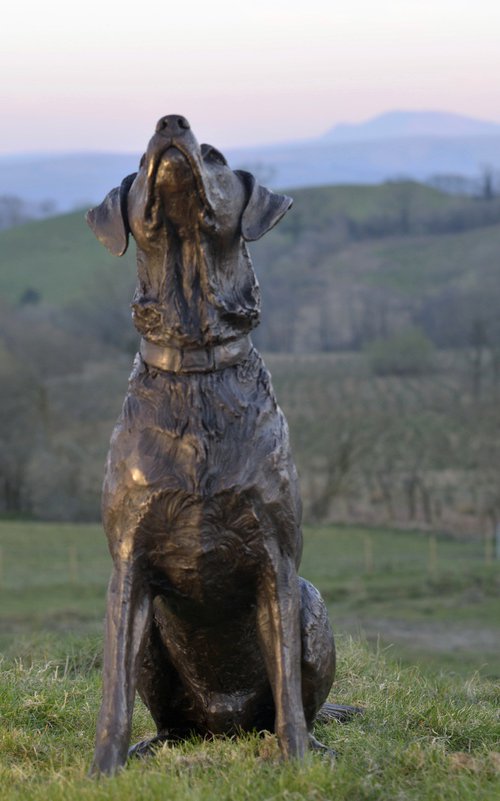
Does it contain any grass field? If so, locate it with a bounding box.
[0,212,135,306]
[0,520,499,800]
[1,521,498,674]
[2,637,499,801]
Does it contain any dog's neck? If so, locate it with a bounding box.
[131,224,261,349]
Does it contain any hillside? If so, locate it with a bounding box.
[285,223,500,351]
[1,178,500,356]
[0,180,494,309]
[0,210,135,306]
[1,180,500,527]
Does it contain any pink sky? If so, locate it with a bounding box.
[1,0,500,153]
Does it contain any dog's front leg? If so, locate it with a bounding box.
[257,549,308,760]
[90,559,151,776]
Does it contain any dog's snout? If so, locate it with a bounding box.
[156,115,191,136]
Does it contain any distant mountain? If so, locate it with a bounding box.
[1,111,500,217]
[324,110,500,142]
[0,152,140,211]
[227,134,500,192]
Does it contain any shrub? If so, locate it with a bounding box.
[365,326,436,376]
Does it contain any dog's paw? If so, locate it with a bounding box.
[128,734,170,759]
[308,733,337,762]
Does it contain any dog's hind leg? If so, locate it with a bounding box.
[299,578,363,753]
[299,578,336,728]
[298,577,338,758]
[90,557,151,776]
[256,548,309,760]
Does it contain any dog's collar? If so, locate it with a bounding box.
[139,335,252,374]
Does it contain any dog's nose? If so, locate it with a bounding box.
[156,115,191,136]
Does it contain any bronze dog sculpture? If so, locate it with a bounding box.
[87,115,349,776]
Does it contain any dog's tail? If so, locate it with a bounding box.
[315,702,364,724]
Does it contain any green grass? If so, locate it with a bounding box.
[303,526,500,678]
[0,521,499,799]
[1,638,499,800]
[0,522,109,652]
[0,522,498,673]
[0,211,135,305]
[0,182,477,307]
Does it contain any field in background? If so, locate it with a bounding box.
[1,346,499,530]
[269,352,500,533]
[1,520,498,677]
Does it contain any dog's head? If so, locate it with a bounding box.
[87,115,293,256]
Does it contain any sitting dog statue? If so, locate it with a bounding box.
[87,114,350,776]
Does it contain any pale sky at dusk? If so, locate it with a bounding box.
[1,0,500,153]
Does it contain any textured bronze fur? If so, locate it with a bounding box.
[87,115,338,775]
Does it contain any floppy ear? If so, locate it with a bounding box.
[86,172,137,256]
[235,170,293,241]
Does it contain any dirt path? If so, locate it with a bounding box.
[338,616,499,654]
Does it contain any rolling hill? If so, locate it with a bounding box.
[1,180,500,526]
[0,180,487,307]
[1,179,499,356]
[0,210,135,306]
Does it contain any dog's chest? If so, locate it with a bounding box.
[106,351,290,501]
[104,352,300,610]
[145,497,263,611]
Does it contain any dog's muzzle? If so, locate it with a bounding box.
[140,335,252,374]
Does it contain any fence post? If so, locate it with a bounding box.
[363,534,374,575]
[68,544,79,585]
[428,534,437,578]
[484,529,493,565]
